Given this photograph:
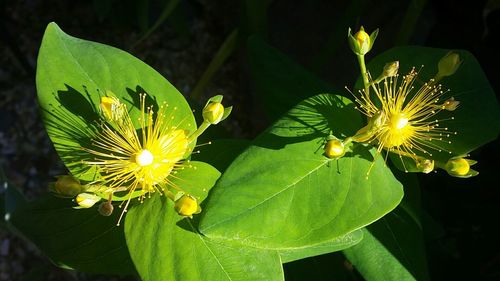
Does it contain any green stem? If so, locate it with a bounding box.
[187,121,211,144]
[357,54,370,94]
[164,189,176,201]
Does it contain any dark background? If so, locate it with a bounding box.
[0,0,499,280]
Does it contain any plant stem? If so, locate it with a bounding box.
[357,54,370,94]
[188,121,211,144]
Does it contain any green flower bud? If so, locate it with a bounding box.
[383,61,399,77]
[74,193,102,209]
[416,158,434,174]
[52,175,82,197]
[444,157,478,178]
[203,102,225,124]
[174,194,201,218]
[324,139,345,159]
[438,52,462,77]
[442,97,460,111]
[348,26,379,56]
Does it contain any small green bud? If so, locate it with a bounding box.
[174,194,201,218]
[202,102,225,124]
[383,61,399,77]
[348,26,379,56]
[442,97,460,111]
[416,158,434,174]
[438,52,462,77]
[444,157,478,178]
[52,175,82,197]
[74,193,102,209]
[324,139,345,159]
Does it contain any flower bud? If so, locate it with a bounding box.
[203,102,225,125]
[444,157,478,178]
[324,139,345,159]
[74,193,102,209]
[416,158,434,174]
[383,61,399,77]
[442,97,460,111]
[100,94,125,121]
[348,26,379,56]
[438,52,462,77]
[352,111,386,143]
[98,201,114,216]
[174,194,201,218]
[52,175,82,197]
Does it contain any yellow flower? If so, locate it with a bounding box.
[351,67,456,163]
[82,93,191,223]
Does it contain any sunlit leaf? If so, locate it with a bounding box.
[200,94,403,249]
[36,22,196,181]
[124,161,284,281]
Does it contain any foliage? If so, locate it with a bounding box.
[2,7,499,280]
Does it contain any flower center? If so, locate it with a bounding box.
[136,149,154,166]
[379,113,414,148]
[391,114,408,130]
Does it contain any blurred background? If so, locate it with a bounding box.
[1,0,499,280]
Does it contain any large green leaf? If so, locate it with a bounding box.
[365,47,500,165]
[124,161,284,281]
[279,229,363,263]
[6,193,135,275]
[248,37,341,121]
[199,94,403,249]
[36,22,196,180]
[343,172,429,281]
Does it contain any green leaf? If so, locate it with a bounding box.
[124,161,284,281]
[248,37,341,121]
[199,94,403,249]
[365,46,500,165]
[6,194,135,275]
[343,173,429,281]
[279,229,363,263]
[36,22,196,181]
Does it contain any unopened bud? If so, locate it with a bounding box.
[444,157,478,178]
[174,194,201,218]
[438,52,462,77]
[352,111,386,143]
[98,201,114,216]
[442,97,460,111]
[74,193,102,209]
[348,26,379,56]
[53,175,82,197]
[416,158,434,174]
[100,94,125,121]
[383,61,399,77]
[203,102,225,124]
[324,139,345,159]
